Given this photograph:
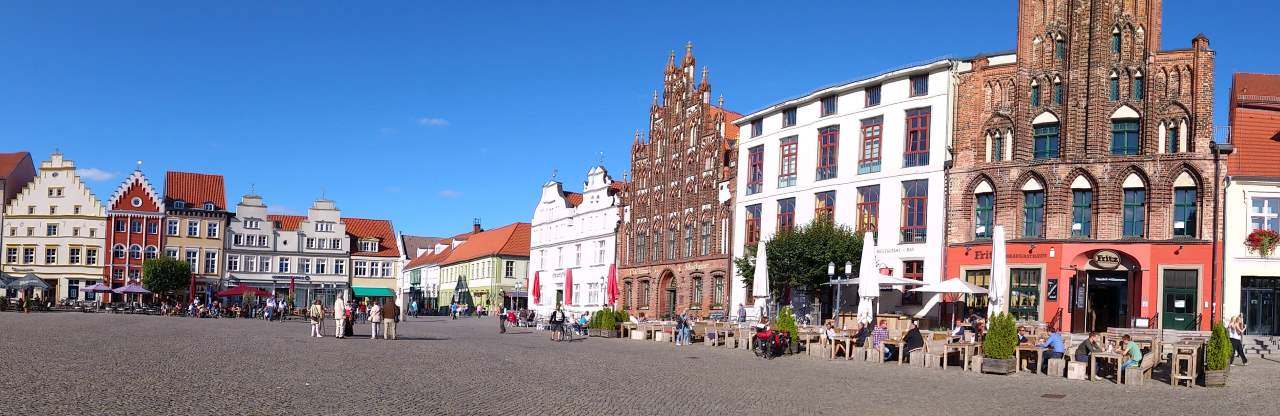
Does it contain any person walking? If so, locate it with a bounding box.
[1230,315,1249,366]
[549,304,567,341]
[410,300,419,318]
[737,303,747,323]
[333,296,347,339]
[450,302,457,320]
[498,307,507,334]
[369,302,382,339]
[308,300,325,338]
[382,301,400,340]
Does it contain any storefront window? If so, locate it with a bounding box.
[1009,268,1041,322]
[964,269,990,317]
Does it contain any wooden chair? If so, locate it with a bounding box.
[922,341,948,369]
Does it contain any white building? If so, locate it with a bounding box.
[729,59,956,318]
[529,166,622,316]
[2,152,107,301]
[401,232,470,314]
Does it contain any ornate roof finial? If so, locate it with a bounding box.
[666,50,676,68]
[683,41,695,66]
[652,90,659,106]
[634,129,641,144]
[597,151,605,166]
[135,160,143,171]
[718,95,725,108]
[551,168,558,181]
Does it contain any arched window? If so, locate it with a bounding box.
[1111,106,1141,155]
[1022,178,1046,238]
[1132,71,1145,99]
[1109,71,1120,101]
[988,130,1007,162]
[1031,79,1041,107]
[1054,34,1067,59]
[1032,112,1060,159]
[129,245,142,259]
[144,246,158,259]
[113,244,126,259]
[974,180,994,239]
[1052,77,1063,105]
[1122,173,1147,238]
[1070,176,1094,238]
[1111,28,1122,53]
[1173,171,1198,238]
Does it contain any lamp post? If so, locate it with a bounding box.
[828,261,854,325]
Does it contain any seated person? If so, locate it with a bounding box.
[1074,332,1103,364]
[852,323,869,347]
[822,320,837,342]
[871,320,890,360]
[902,321,925,362]
[1119,335,1143,373]
[949,319,965,341]
[1036,325,1066,372]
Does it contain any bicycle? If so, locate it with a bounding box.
[551,322,576,342]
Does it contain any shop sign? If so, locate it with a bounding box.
[1046,279,1058,301]
[1091,250,1122,270]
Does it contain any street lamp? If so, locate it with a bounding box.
[828,261,854,325]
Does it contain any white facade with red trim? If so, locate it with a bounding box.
[529,166,620,316]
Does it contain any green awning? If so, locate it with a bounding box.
[352,287,396,297]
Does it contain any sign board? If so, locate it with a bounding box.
[1046,279,1059,301]
[1090,250,1122,270]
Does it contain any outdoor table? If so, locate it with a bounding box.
[830,335,854,360]
[883,338,908,365]
[944,341,978,371]
[1014,345,1047,374]
[1091,351,1124,383]
[797,330,822,356]
[1169,342,1201,386]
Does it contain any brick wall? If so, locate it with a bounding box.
[947,0,1221,245]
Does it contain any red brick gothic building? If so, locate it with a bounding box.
[945,0,1225,332]
[616,43,741,319]
[103,168,165,299]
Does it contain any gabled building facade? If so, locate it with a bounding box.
[402,231,472,314]
[944,0,1222,332]
[730,59,957,319]
[616,43,741,320]
[2,152,105,301]
[103,166,165,299]
[1223,73,1280,336]
[437,222,529,312]
[346,217,401,304]
[0,151,37,252]
[529,166,623,316]
[163,171,229,301]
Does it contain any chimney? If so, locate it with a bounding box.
[472,218,483,233]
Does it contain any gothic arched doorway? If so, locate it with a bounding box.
[657,270,677,319]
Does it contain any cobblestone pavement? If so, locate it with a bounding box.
[0,312,1270,415]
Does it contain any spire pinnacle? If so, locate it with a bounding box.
[652,90,659,106]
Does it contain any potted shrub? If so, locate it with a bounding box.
[1204,322,1231,387]
[775,306,799,354]
[981,312,1018,374]
[1246,229,1280,257]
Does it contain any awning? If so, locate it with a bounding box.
[352,287,396,297]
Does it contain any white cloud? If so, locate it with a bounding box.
[76,168,117,182]
[417,117,449,127]
[438,189,461,199]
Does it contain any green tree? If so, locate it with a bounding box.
[1204,322,1231,371]
[734,218,863,297]
[142,257,191,296]
[983,312,1018,359]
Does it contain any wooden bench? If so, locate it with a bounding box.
[1122,348,1159,385]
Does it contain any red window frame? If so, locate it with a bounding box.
[901,180,928,243]
[778,137,798,186]
[817,126,839,180]
[747,145,764,194]
[901,260,924,304]
[904,108,931,167]
[856,185,880,234]
[777,198,796,232]
[815,191,836,222]
[860,117,883,173]
[745,204,762,247]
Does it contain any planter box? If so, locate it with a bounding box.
[1204,369,1229,387]
[982,358,1016,375]
[587,328,620,338]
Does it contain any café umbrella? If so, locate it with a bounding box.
[856,231,879,324]
[606,264,619,306]
[988,225,1009,317]
[910,278,991,320]
[564,268,574,306]
[83,282,113,293]
[751,239,770,318]
[531,271,541,305]
[6,274,51,290]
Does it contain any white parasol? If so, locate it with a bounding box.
[751,240,769,318]
[856,232,878,323]
[988,225,1009,317]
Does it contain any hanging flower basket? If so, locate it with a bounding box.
[1246,229,1280,257]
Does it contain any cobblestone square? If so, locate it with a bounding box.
[0,313,1272,415]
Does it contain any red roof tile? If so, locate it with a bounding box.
[165,171,227,210]
[1235,73,1280,102]
[440,222,530,265]
[565,191,583,207]
[343,217,400,258]
[608,180,628,195]
[0,152,32,177]
[267,214,305,231]
[405,245,455,270]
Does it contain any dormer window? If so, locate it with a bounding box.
[360,240,380,252]
[203,203,215,210]
[174,201,186,209]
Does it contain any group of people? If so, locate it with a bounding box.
[306,297,401,340]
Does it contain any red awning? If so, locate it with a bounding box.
[215,285,272,298]
[564,269,574,306]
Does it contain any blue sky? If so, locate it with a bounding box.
[2,1,1276,237]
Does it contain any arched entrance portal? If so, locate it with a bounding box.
[1069,249,1142,333]
[657,271,677,319]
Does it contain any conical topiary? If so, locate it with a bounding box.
[983,312,1018,360]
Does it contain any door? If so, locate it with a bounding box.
[1243,289,1277,336]
[1162,269,1198,330]
[1071,272,1087,332]
[1087,271,1128,333]
[665,289,677,317]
